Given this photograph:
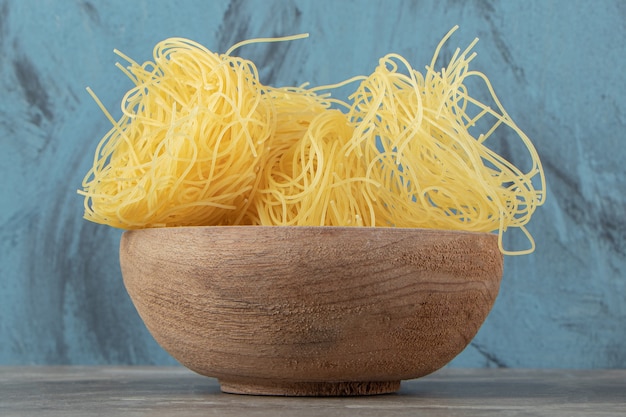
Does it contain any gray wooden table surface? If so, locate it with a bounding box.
[1,367,624,416]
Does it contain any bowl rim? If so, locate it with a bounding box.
[121,224,499,238]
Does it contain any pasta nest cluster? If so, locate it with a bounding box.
[79,29,545,254]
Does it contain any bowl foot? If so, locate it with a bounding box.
[219,379,401,396]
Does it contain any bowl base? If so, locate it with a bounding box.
[218,379,401,396]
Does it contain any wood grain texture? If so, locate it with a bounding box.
[120,226,502,395]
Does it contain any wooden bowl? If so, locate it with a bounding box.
[120,226,503,396]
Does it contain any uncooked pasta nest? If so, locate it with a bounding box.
[79,27,545,255]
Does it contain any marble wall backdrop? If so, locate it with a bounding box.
[1,0,624,367]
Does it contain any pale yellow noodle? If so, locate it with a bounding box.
[79,30,545,255]
[345,28,544,254]
[79,38,273,228]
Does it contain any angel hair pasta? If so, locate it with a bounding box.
[79,35,307,228]
[344,27,545,254]
[79,27,545,255]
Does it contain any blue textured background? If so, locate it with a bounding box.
[1,0,624,368]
